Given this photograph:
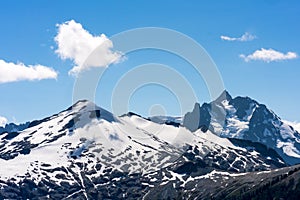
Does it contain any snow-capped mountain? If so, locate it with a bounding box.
[0,122,30,135]
[0,99,288,199]
[183,90,300,165]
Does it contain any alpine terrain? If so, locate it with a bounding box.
[0,91,300,199]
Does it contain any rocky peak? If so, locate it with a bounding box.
[213,90,232,104]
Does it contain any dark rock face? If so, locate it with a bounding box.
[2,132,20,140]
[230,96,257,120]
[183,103,201,132]
[0,138,36,160]
[242,104,281,148]
[28,118,51,128]
[182,103,214,132]
[198,103,211,132]
[89,110,101,119]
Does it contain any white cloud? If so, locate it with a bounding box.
[54,20,123,76]
[221,32,256,42]
[0,116,7,127]
[240,48,298,62]
[0,59,58,83]
[283,120,300,133]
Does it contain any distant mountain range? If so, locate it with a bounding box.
[0,122,30,135]
[0,91,300,199]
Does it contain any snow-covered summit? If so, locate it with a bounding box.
[183,91,300,165]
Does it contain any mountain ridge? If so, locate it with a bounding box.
[1,93,300,199]
[183,90,300,165]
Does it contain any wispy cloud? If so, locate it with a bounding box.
[221,32,256,42]
[240,48,298,62]
[0,59,58,84]
[54,20,123,76]
[0,116,7,127]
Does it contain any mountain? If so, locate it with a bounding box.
[183,90,300,165]
[0,99,290,199]
[0,122,30,135]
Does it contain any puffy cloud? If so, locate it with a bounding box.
[0,116,7,127]
[221,32,256,42]
[240,48,298,62]
[0,59,58,83]
[54,20,123,76]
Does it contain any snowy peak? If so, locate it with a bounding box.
[66,99,116,122]
[183,91,300,165]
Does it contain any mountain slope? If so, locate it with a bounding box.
[183,90,300,165]
[0,100,287,199]
[145,163,300,200]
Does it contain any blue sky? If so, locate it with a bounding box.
[0,0,300,124]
